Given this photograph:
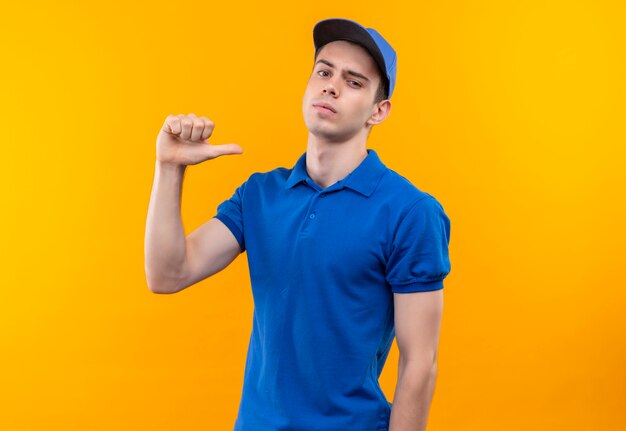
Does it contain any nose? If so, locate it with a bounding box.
[322,80,337,97]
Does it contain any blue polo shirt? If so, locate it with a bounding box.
[213,148,451,431]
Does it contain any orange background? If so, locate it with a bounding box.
[1,1,625,430]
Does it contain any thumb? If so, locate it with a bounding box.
[207,143,244,158]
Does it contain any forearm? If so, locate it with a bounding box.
[388,358,438,431]
[144,160,188,293]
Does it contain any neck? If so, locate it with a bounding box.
[305,131,369,189]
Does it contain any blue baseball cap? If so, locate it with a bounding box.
[313,18,397,99]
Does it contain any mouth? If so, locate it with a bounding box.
[313,103,337,114]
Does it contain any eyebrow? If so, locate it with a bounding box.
[314,59,371,82]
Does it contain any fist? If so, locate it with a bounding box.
[156,113,243,166]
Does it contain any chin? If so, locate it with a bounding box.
[310,127,351,143]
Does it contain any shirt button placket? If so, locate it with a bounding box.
[300,193,320,235]
[309,194,321,220]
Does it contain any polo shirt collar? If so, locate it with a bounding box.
[285,148,387,197]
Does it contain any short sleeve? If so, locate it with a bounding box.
[213,179,247,253]
[385,195,451,293]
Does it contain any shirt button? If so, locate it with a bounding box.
[320,194,326,198]
[309,213,316,219]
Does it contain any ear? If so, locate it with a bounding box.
[366,100,392,126]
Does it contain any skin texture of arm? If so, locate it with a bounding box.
[178,217,242,292]
[149,217,242,294]
[144,159,242,294]
[388,289,444,431]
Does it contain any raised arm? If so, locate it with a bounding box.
[144,113,243,294]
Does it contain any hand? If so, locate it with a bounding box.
[156,113,243,166]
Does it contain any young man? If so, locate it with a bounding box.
[145,18,451,431]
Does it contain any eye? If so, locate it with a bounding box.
[348,80,362,88]
[317,69,330,77]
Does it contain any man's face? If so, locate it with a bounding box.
[302,40,384,142]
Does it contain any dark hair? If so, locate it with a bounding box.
[373,73,387,104]
[314,43,388,105]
